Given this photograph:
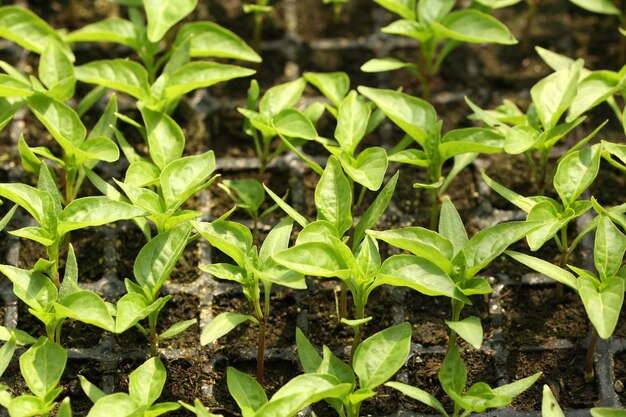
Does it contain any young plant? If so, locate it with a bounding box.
[239,78,319,176]
[65,0,260,106]
[0,163,145,285]
[323,0,349,23]
[268,158,412,357]
[194,217,305,383]
[0,244,116,344]
[368,198,539,350]
[226,366,352,417]
[467,48,620,194]
[79,356,181,417]
[358,86,504,228]
[114,222,197,357]
[362,0,516,98]
[0,337,73,417]
[387,344,540,417]
[507,212,626,381]
[243,0,273,52]
[218,178,283,241]
[482,144,602,298]
[294,322,412,417]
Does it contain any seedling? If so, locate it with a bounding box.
[294,323,412,417]
[0,337,72,417]
[0,244,116,344]
[226,366,351,417]
[362,0,516,99]
[239,78,320,176]
[323,0,349,23]
[79,356,181,417]
[368,198,539,350]
[243,0,273,52]
[387,344,540,417]
[0,163,145,286]
[218,178,283,241]
[482,144,602,298]
[359,86,504,229]
[467,48,620,194]
[114,222,197,356]
[507,212,626,381]
[195,217,305,383]
[269,157,407,357]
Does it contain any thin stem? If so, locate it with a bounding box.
[252,12,264,53]
[521,0,538,55]
[555,226,569,302]
[429,189,440,230]
[339,282,349,321]
[54,322,62,345]
[447,299,462,352]
[584,328,599,382]
[523,151,539,189]
[349,302,365,365]
[332,2,342,24]
[148,312,158,357]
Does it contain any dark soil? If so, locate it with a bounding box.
[500,284,589,348]
[612,351,626,406]
[506,348,598,410]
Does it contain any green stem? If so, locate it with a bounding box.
[349,302,365,365]
[148,312,158,357]
[521,0,537,55]
[429,189,440,230]
[555,226,570,302]
[54,322,62,345]
[447,299,462,352]
[523,151,539,189]
[253,12,264,53]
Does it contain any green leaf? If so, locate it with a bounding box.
[439,344,466,397]
[145,0,197,43]
[554,144,600,206]
[259,219,293,264]
[506,250,578,289]
[78,137,120,164]
[175,22,260,62]
[339,147,388,191]
[57,397,72,417]
[272,109,317,139]
[140,107,185,170]
[0,183,51,225]
[256,374,351,417]
[75,59,149,100]
[160,151,216,209]
[568,71,622,121]
[201,312,257,345]
[0,336,16,378]
[8,394,51,417]
[592,409,626,417]
[220,179,264,213]
[438,198,469,257]
[452,381,510,412]
[260,78,307,117]
[356,235,381,281]
[134,222,193,297]
[432,9,516,44]
[492,372,541,398]
[164,62,255,103]
[159,319,197,340]
[385,382,448,417]
[595,216,626,279]
[570,0,621,14]
[372,0,416,20]
[461,221,540,277]
[503,125,540,154]
[526,200,574,251]
[86,393,138,417]
[531,61,582,130]
[125,161,161,187]
[55,290,116,332]
[65,18,139,49]
[335,91,371,154]
[264,185,309,228]
[0,326,36,345]
[579,275,624,339]
[27,93,86,147]
[418,0,454,24]
[480,171,536,213]
[20,338,66,399]
[360,57,415,73]
[39,38,75,98]
[115,180,164,214]
[353,171,398,249]
[129,357,166,406]
[273,240,352,279]
[193,220,252,267]
[295,328,322,373]
[354,322,411,390]
[58,196,146,235]
[0,6,63,54]
[0,74,33,97]
[316,156,353,236]
[377,255,466,301]
[115,293,167,333]
[440,128,504,160]
[358,86,436,146]
[368,227,453,272]
[542,385,565,417]
[445,316,483,349]
[0,265,58,312]
[78,374,106,403]
[303,72,349,106]
[227,367,267,417]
